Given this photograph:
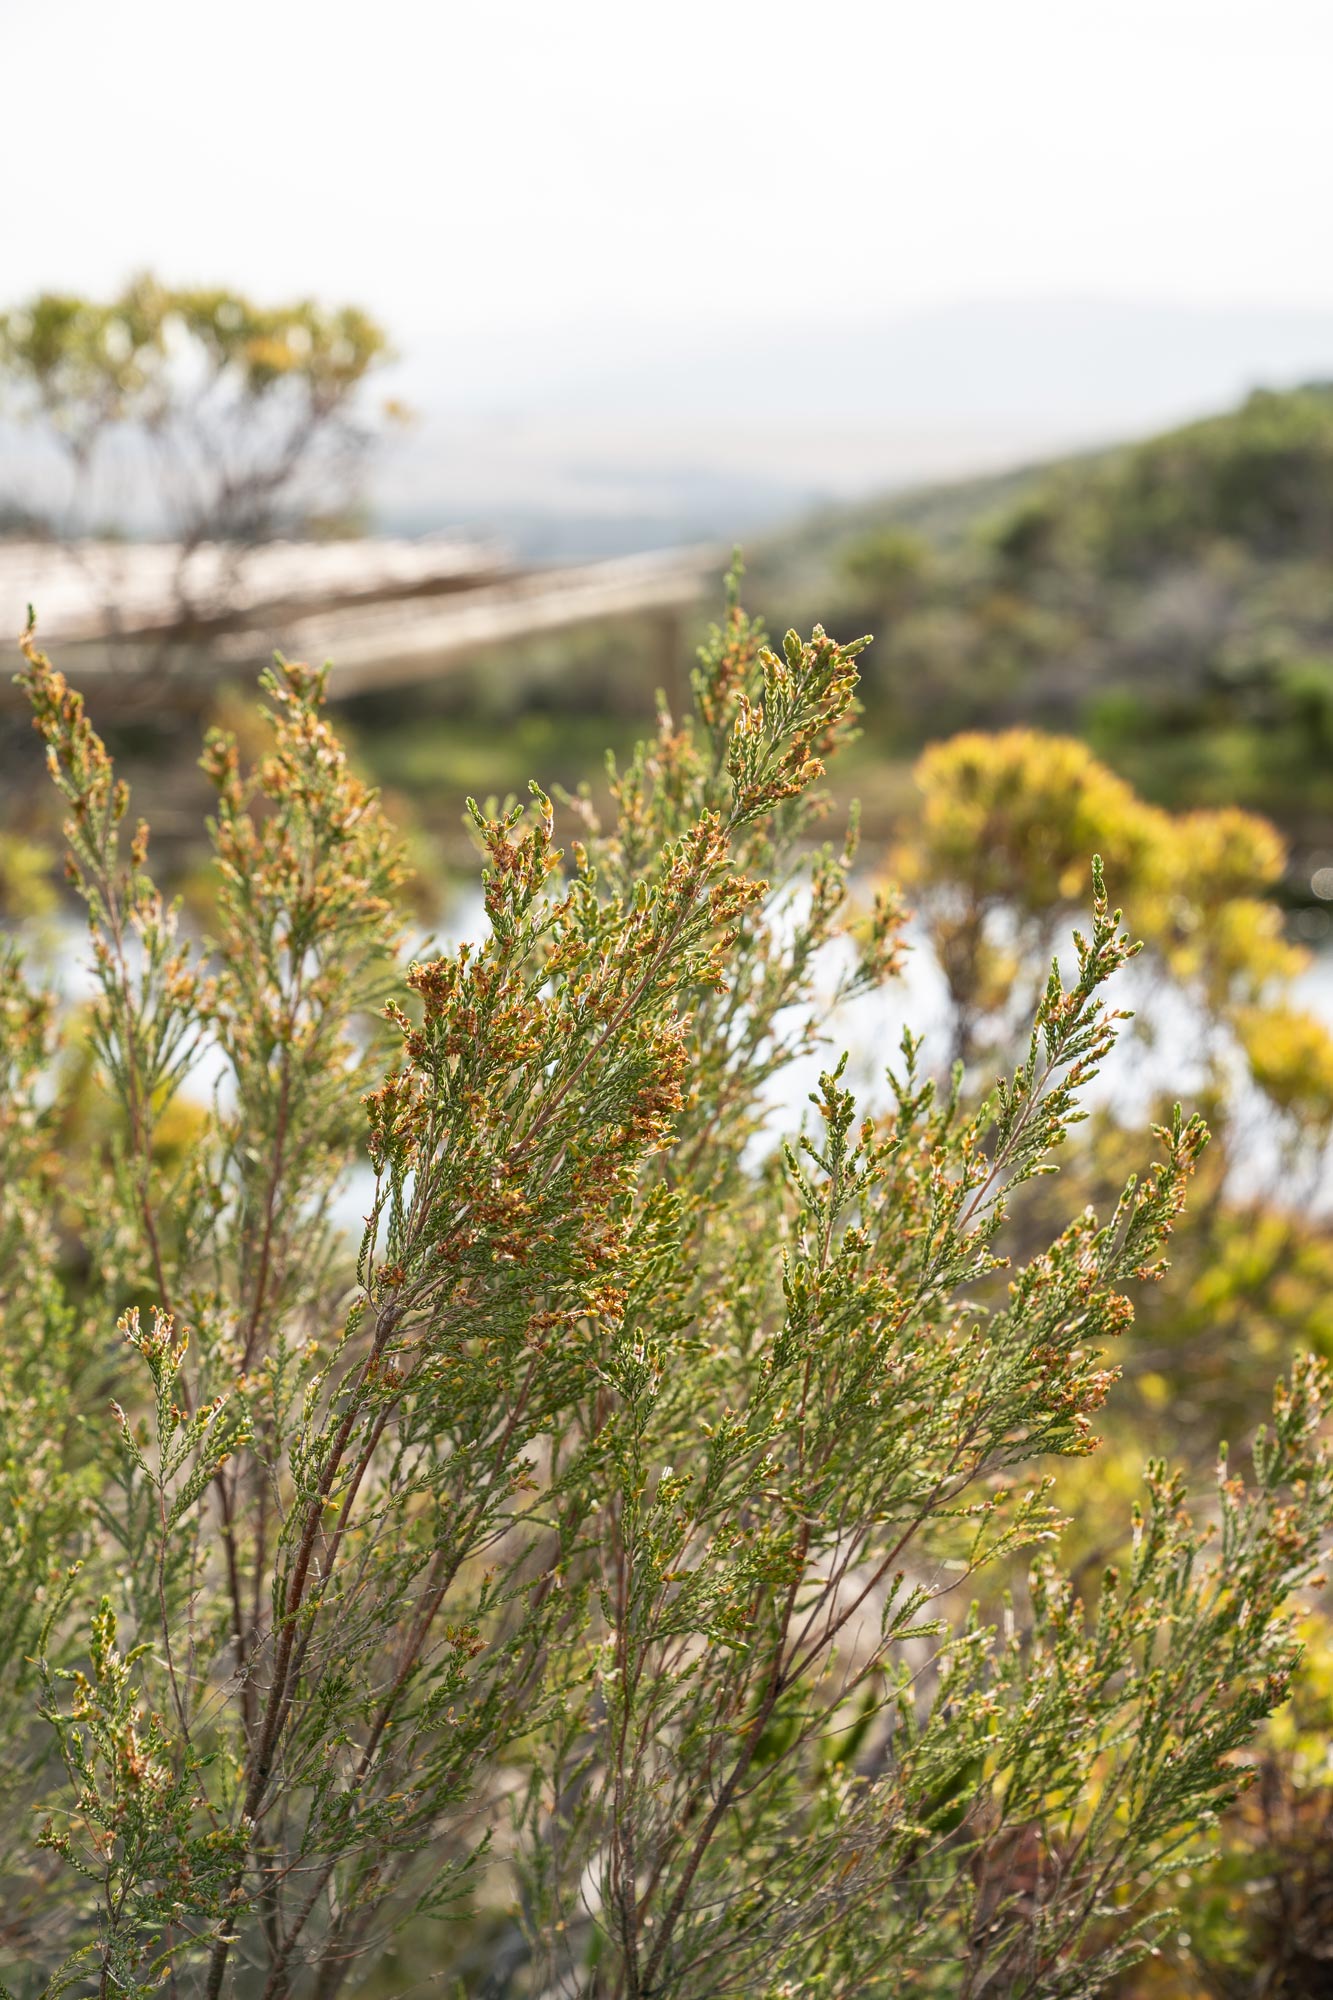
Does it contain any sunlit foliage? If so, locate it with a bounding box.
[2,588,1331,1999]
[0,275,392,553]
[892,725,1333,1996]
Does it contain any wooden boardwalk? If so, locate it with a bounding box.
[0,536,721,709]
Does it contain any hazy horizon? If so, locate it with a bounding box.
[368,294,1333,554]
[7,292,1333,560]
[8,0,1333,555]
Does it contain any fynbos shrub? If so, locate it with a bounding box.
[2,584,1330,1999]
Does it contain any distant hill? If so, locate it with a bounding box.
[9,298,1333,562]
[371,299,1333,558]
[748,385,1333,857]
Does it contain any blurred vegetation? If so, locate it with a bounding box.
[891,725,1333,1995]
[7,602,1333,1997]
[317,381,1333,903]
[0,275,394,551]
[751,384,1333,872]
[6,376,1333,1991]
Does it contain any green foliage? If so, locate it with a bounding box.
[765,385,1333,826]
[891,723,1333,1995]
[3,590,1332,1998]
[895,728,1333,1410]
[840,527,934,620]
[1085,386,1333,573]
[0,830,56,919]
[0,274,392,550]
[1149,1614,1333,1997]
[897,727,1308,1061]
[33,1593,250,2000]
[967,387,1333,582]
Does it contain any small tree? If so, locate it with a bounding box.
[0,275,393,633]
[2,587,1332,1998]
[895,729,1310,1058]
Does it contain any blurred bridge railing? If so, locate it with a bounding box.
[1,537,723,711]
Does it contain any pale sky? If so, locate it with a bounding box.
[6,0,1332,389]
[7,0,1333,542]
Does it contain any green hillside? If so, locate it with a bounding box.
[750,385,1333,846]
